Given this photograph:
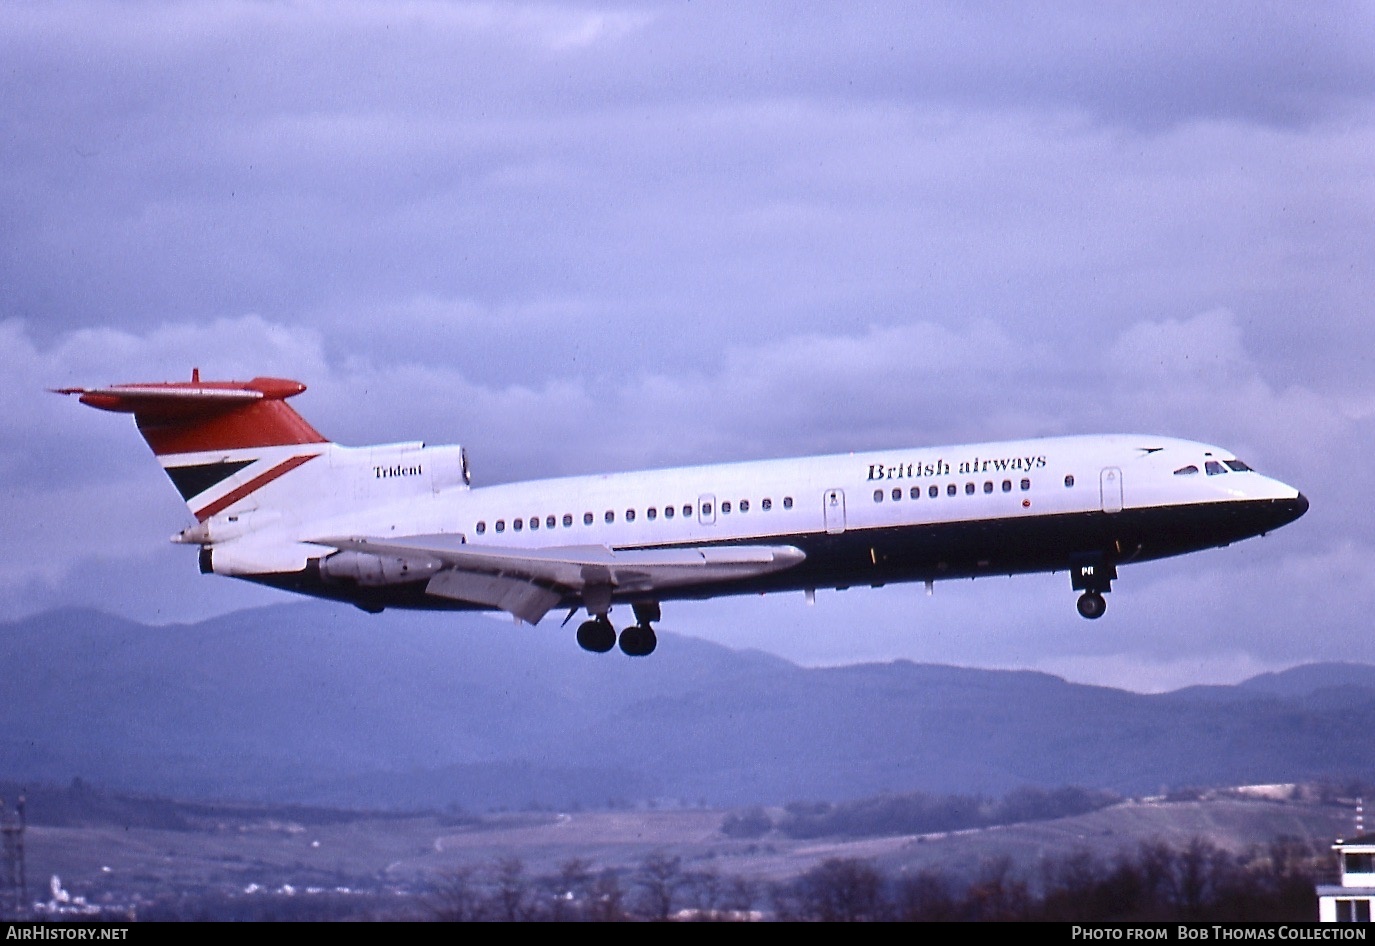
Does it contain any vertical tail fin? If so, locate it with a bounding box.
[55,372,329,522]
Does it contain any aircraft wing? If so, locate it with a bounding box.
[315,535,806,624]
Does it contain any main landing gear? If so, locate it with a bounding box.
[576,601,660,657]
[1070,552,1116,621]
[575,616,617,653]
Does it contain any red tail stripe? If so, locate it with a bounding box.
[140,401,328,455]
[193,453,319,522]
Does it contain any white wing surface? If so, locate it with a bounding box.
[315,535,806,624]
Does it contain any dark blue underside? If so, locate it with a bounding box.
[249,496,1307,613]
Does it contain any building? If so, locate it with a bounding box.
[1318,835,1375,923]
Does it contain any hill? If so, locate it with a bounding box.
[3,604,1374,810]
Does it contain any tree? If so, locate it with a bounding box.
[492,857,528,922]
[681,868,722,919]
[637,850,683,921]
[429,865,483,922]
[795,858,886,921]
[549,858,593,921]
[893,869,959,921]
[589,869,626,922]
[964,856,1032,921]
[720,807,772,839]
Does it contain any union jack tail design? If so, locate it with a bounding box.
[55,370,328,522]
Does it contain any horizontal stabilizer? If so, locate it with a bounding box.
[54,377,307,416]
[55,374,327,455]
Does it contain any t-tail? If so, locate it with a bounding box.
[55,370,331,527]
[55,370,471,580]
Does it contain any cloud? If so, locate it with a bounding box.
[8,305,1349,495]
[8,4,1372,346]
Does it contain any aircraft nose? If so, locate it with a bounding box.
[1274,491,1309,527]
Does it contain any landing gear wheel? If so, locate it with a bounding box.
[1076,592,1107,620]
[576,617,616,653]
[619,625,658,657]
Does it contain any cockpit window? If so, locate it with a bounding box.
[1174,465,1199,476]
[1225,459,1253,472]
[1205,461,1227,476]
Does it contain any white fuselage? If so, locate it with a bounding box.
[202,433,1305,618]
[66,374,1305,647]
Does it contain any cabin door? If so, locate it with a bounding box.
[824,488,847,534]
[1100,467,1123,514]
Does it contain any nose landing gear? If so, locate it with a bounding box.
[1076,591,1107,620]
[1070,552,1116,620]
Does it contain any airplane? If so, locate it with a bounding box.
[57,371,1309,656]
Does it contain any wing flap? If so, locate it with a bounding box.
[426,571,562,624]
[316,535,806,623]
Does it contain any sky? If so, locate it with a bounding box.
[3,1,1373,692]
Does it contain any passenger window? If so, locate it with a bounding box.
[605,510,615,523]
[1174,465,1199,476]
[513,519,523,532]
[1205,461,1227,476]
[947,484,957,497]
[665,505,675,519]
[874,489,884,503]
[983,481,993,494]
[476,521,486,535]
[721,501,731,514]
[783,497,793,509]
[496,520,505,533]
[584,512,594,525]
[1002,480,1012,492]
[563,514,573,527]
[1064,475,1075,488]
[547,515,556,529]
[1020,478,1031,490]
[891,487,902,501]
[965,482,975,495]
[529,517,538,530]
[626,509,636,522]
[702,502,712,517]
[740,500,749,512]
[762,498,772,511]
[929,485,939,498]
[684,504,694,517]
[647,507,657,520]
[910,486,920,500]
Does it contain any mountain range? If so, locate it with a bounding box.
[3,603,1373,810]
